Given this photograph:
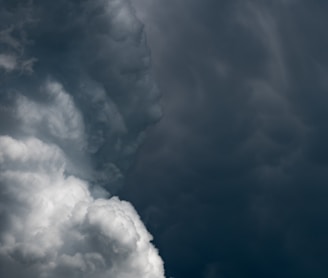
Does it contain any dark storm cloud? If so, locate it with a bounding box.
[0,0,163,190]
[123,0,328,277]
[0,1,165,277]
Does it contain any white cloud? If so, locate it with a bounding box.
[0,136,165,278]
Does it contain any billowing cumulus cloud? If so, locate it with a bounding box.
[0,0,165,277]
[0,136,163,278]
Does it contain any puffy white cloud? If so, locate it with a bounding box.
[0,136,165,278]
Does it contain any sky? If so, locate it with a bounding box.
[1,0,328,278]
[122,0,328,277]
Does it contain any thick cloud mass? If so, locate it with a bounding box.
[0,0,162,190]
[0,0,165,277]
[0,136,163,278]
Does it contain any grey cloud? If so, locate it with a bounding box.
[1,0,162,189]
[124,0,328,277]
[0,0,165,277]
[0,53,17,71]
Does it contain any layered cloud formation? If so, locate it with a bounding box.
[0,1,164,277]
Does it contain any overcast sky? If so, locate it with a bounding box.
[1,1,328,278]
[122,0,328,277]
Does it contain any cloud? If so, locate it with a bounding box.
[123,0,328,277]
[0,54,17,71]
[0,0,163,188]
[0,0,165,277]
[16,81,86,144]
[0,136,164,278]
